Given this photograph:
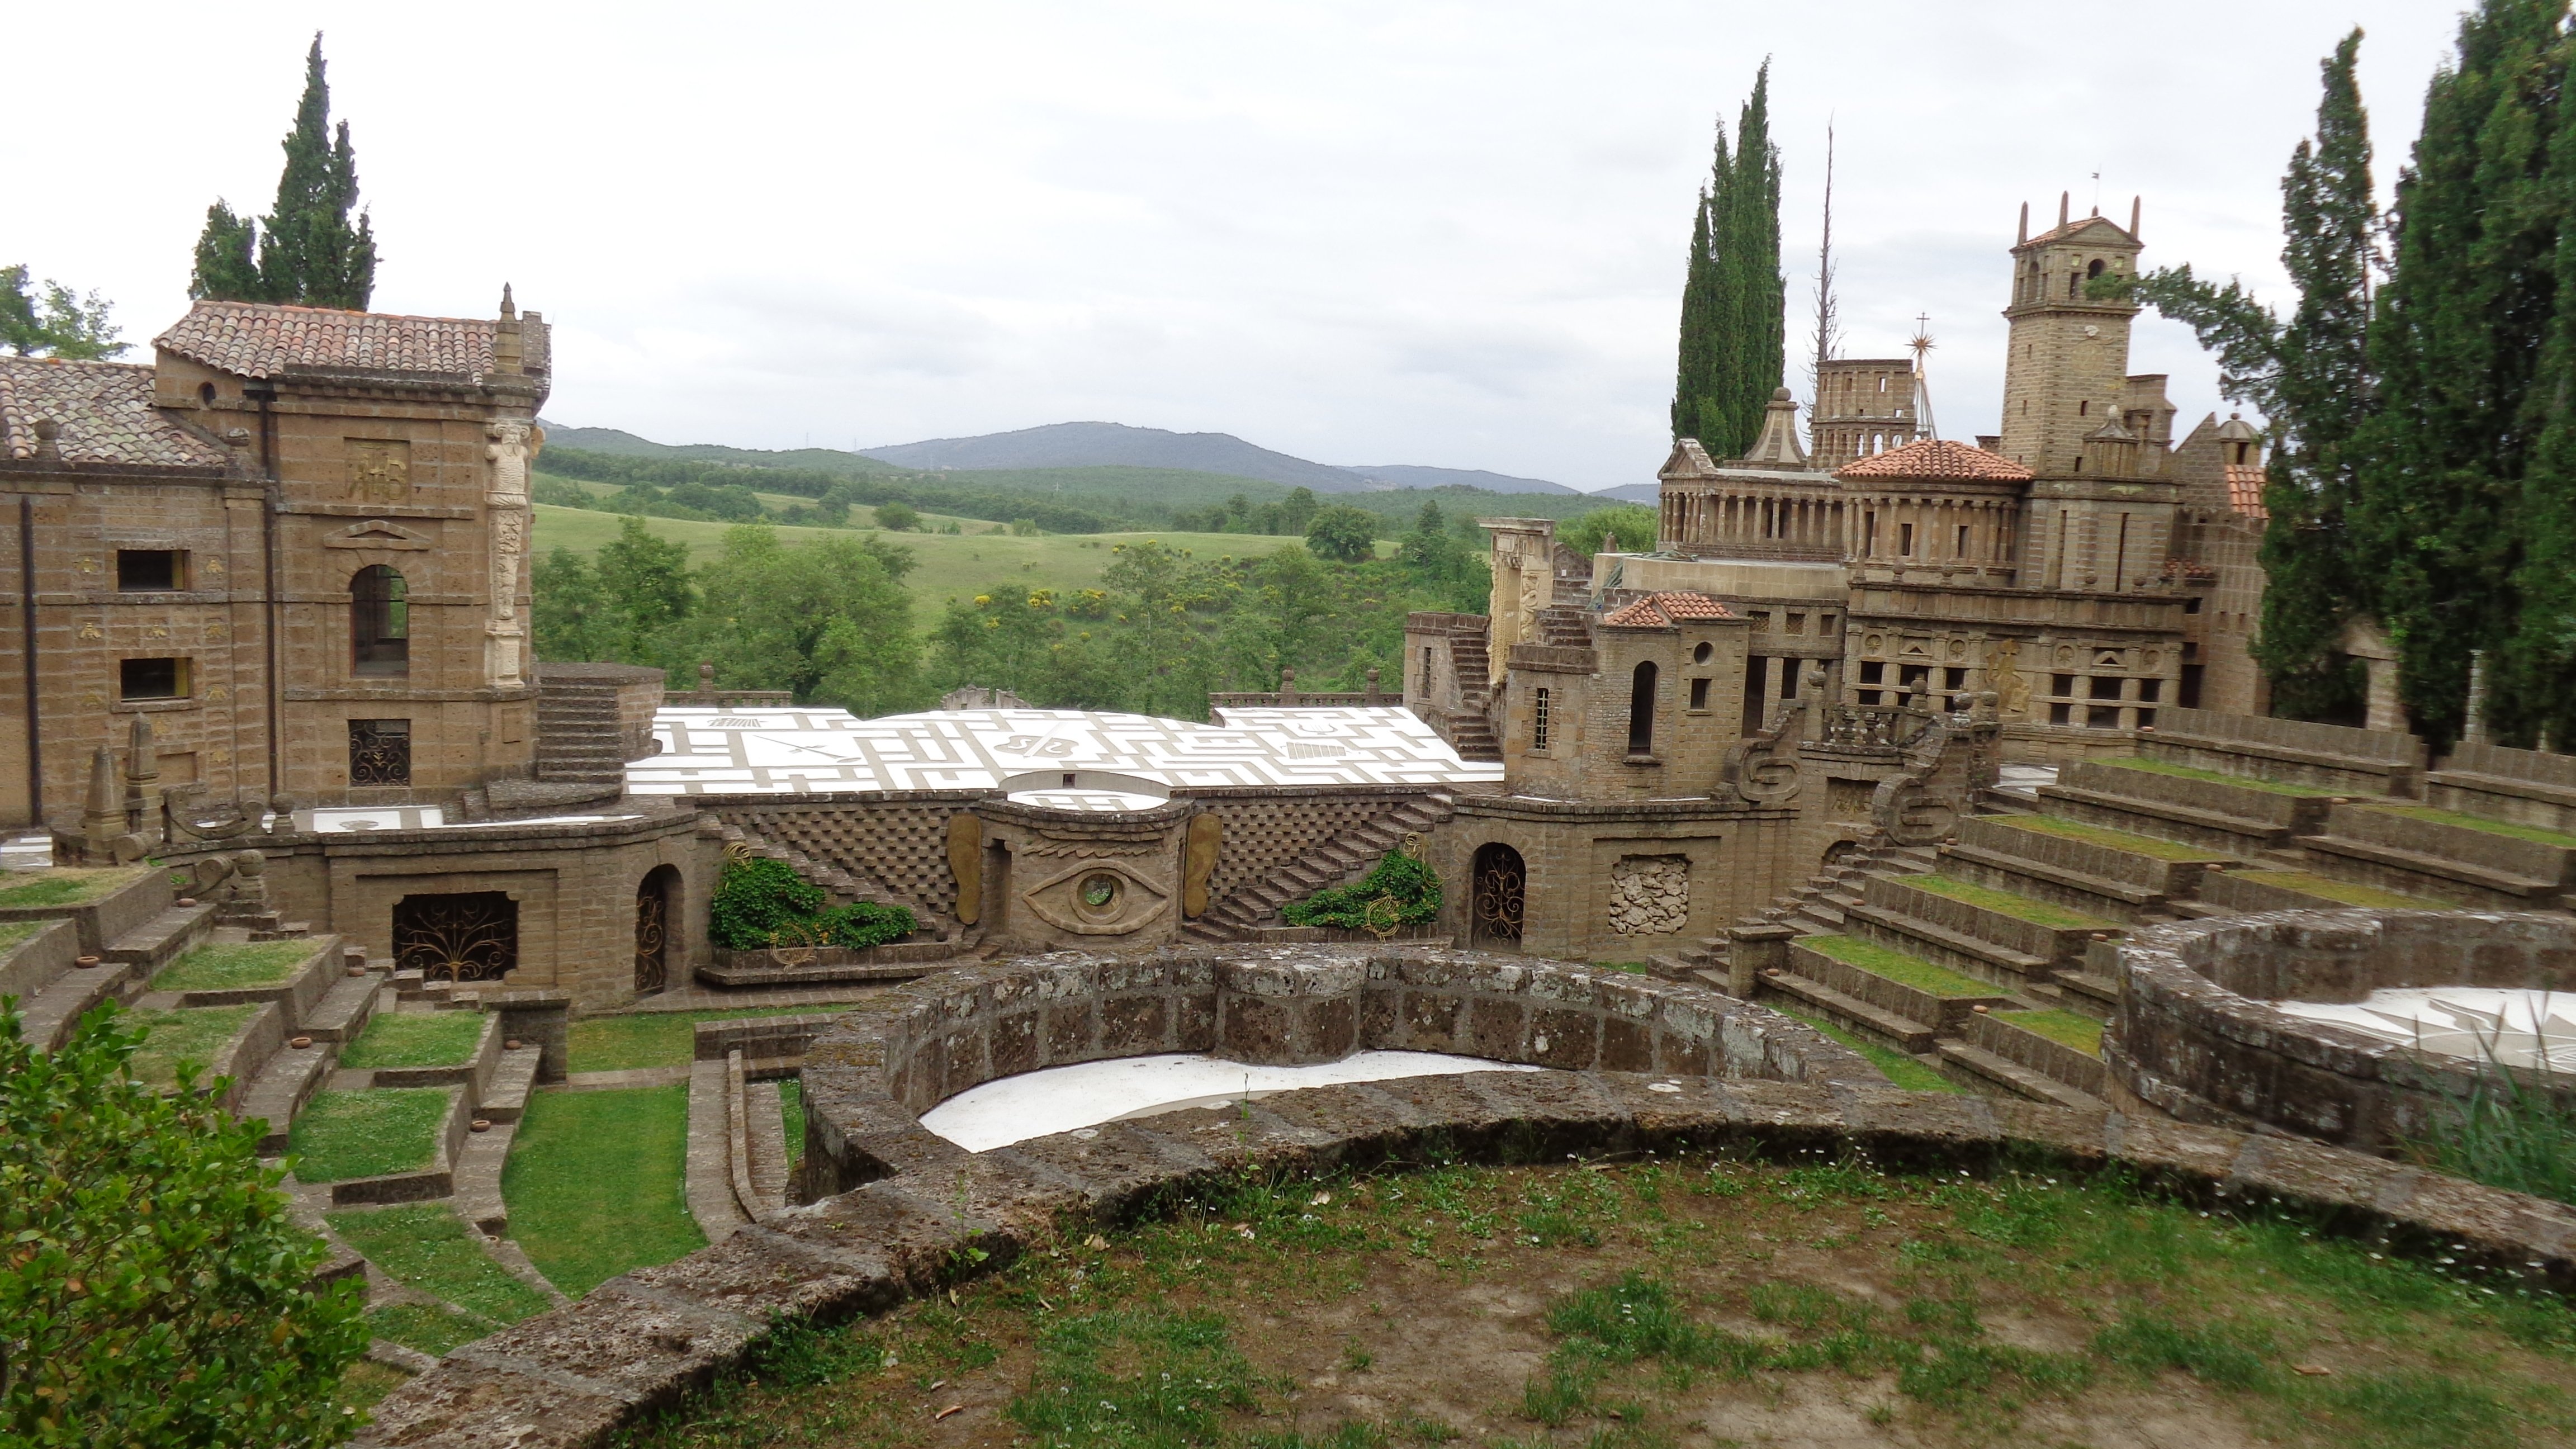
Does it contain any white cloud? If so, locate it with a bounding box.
[6,0,2461,486]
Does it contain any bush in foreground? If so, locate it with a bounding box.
[1282,849,1441,931]
[1,1003,369,1446]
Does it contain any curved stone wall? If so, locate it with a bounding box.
[797,946,1879,1195]
[2108,908,2576,1150]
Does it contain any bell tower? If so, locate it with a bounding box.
[1999,193,2144,477]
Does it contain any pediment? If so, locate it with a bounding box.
[1656,438,1718,481]
[323,519,434,550]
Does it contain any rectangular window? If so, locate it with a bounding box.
[115,550,184,591]
[1420,646,1434,694]
[2049,702,2073,726]
[1863,512,1877,555]
[1532,688,1550,750]
[1859,661,1884,685]
[1689,676,1711,711]
[2180,664,2205,710]
[2136,678,2163,703]
[1899,522,1916,556]
[2134,708,2157,730]
[1898,664,1931,692]
[2089,676,2124,701]
[349,719,413,786]
[2184,596,2204,614]
[1955,524,1971,557]
[119,657,188,700]
[1786,613,1806,634]
[2051,673,2076,697]
[1943,667,1968,692]
[2087,705,2122,730]
[1818,614,1836,633]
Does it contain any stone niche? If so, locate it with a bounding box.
[798,945,1881,1196]
[2108,908,2576,1152]
[1608,854,1689,936]
[973,797,1195,952]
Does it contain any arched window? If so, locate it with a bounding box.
[1627,661,1658,755]
[352,565,409,676]
[2087,258,2106,280]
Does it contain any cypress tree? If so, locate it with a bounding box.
[1670,64,1784,458]
[186,35,377,309]
[2499,18,2576,745]
[2348,0,2568,746]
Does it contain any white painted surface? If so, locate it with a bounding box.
[631,704,1503,797]
[2277,988,2576,1073]
[919,1050,1543,1152]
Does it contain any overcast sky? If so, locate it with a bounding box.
[11,2,2463,491]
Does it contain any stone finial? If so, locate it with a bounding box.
[493,286,524,375]
[2129,195,2142,239]
[1278,667,1299,706]
[1365,666,1381,704]
[499,283,518,320]
[1602,531,1617,555]
[124,716,164,847]
[2017,200,2028,245]
[697,661,717,702]
[2058,191,2070,229]
[31,418,60,463]
[1738,387,1810,468]
[82,745,125,851]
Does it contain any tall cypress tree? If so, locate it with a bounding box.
[187,35,377,309]
[2499,20,2576,745]
[2348,0,2568,746]
[1670,64,1784,458]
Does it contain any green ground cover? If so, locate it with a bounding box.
[362,1301,499,1358]
[503,1083,703,1295]
[327,1204,553,1337]
[2237,869,2447,910]
[2364,804,2576,851]
[121,1003,259,1090]
[1992,812,2223,861]
[1906,873,2115,931]
[151,940,313,993]
[626,1155,2576,1449]
[1768,1003,1962,1093]
[780,1078,804,1167]
[567,1003,858,1073]
[1802,934,2006,998]
[0,919,46,955]
[2099,757,2341,796]
[288,1087,453,1183]
[341,1011,485,1070]
[0,865,148,909]
[1996,1009,2106,1057]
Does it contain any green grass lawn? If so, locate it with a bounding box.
[288,1087,453,1183]
[2100,756,2342,796]
[122,1004,259,1090]
[1996,1008,2106,1058]
[503,1084,703,1295]
[779,1078,804,1168]
[327,1204,553,1329]
[1993,812,2227,862]
[567,1004,857,1073]
[341,1011,486,1070]
[363,1302,504,1357]
[2363,804,2576,851]
[151,940,314,993]
[1769,1002,1962,1092]
[1905,873,2116,931]
[1801,934,2003,998]
[0,919,46,956]
[532,505,1368,618]
[626,1156,2576,1449]
[0,865,148,910]
[2235,869,2448,910]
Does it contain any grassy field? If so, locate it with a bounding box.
[531,504,1374,612]
[288,1087,453,1183]
[1803,934,2002,998]
[566,1004,859,1073]
[328,1204,553,1354]
[341,1012,486,1071]
[122,1004,258,1090]
[0,920,49,956]
[624,1154,2576,1449]
[0,865,149,910]
[1769,1002,1962,1092]
[1996,1008,2106,1056]
[1992,812,2224,862]
[502,1084,702,1295]
[1906,873,2114,931]
[2239,869,2447,909]
[151,941,312,993]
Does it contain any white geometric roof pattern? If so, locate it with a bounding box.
[628,705,1503,798]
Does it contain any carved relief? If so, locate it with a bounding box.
[1020,858,1172,936]
[1608,855,1689,936]
[1183,811,1221,917]
[948,812,984,925]
[485,419,539,502]
[344,438,411,503]
[1985,638,2031,720]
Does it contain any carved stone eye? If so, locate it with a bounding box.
[1078,873,1121,916]
[1024,860,1171,936]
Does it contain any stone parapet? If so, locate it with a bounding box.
[2144,705,2423,795]
[2429,741,2576,834]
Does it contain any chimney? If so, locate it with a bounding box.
[493,284,524,376]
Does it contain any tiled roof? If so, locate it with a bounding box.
[0,357,229,470]
[2224,463,2269,520]
[1836,437,2032,482]
[1601,591,1735,628]
[155,301,546,381]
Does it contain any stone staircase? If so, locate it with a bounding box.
[3,867,226,1051]
[533,673,631,785]
[1439,634,1502,763]
[1183,792,1459,942]
[709,818,925,920]
[1715,707,2575,1114]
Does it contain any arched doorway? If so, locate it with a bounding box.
[635,865,679,995]
[1469,842,1526,951]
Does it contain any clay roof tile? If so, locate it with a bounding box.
[154,300,546,382]
[2223,463,2269,521]
[1835,437,2032,483]
[0,357,229,469]
[1601,591,1735,628]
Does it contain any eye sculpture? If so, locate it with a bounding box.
[1022,861,1172,936]
[1078,873,1121,916]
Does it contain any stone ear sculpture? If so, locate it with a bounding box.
[1182,812,1222,918]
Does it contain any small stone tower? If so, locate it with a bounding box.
[1999,195,2145,478]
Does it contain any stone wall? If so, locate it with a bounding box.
[1182,787,1443,922]
[1432,795,1801,960]
[2108,909,2576,1152]
[697,792,983,924]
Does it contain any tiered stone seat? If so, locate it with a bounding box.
[2298,802,2576,908]
[2039,758,2338,854]
[1842,872,2116,992]
[2425,740,2576,834]
[1768,934,2015,1052]
[1938,815,2232,921]
[2139,705,2427,796]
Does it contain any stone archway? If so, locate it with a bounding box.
[635,864,680,996]
[1469,842,1526,951]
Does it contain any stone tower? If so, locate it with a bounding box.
[1999,195,2144,477]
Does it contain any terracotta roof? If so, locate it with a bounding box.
[1601,591,1735,628]
[1,357,229,470]
[2021,215,2137,249]
[1836,437,2031,483]
[2224,463,2268,520]
[155,300,547,381]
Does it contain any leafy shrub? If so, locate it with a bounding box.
[1283,849,1441,930]
[708,856,825,949]
[1,1003,370,1446]
[708,856,915,950]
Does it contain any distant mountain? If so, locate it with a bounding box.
[1587,483,1662,504]
[858,422,1372,492]
[1339,463,1576,495]
[537,423,894,476]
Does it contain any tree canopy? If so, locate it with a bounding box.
[190,35,377,309]
[1672,62,1784,459]
[0,267,124,359]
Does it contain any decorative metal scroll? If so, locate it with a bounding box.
[393,892,518,983]
[633,882,668,995]
[1470,844,1525,948]
[349,720,412,786]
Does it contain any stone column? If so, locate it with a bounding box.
[483,420,538,688]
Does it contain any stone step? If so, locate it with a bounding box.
[2048,969,2120,1018]
[2298,832,2565,907]
[452,1117,516,1237]
[102,901,222,973]
[1842,900,2056,987]
[300,970,384,1044]
[1758,972,1937,1052]
[477,1045,543,1124]
[1934,1038,2108,1111]
[17,958,140,1051]
[238,1039,332,1154]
